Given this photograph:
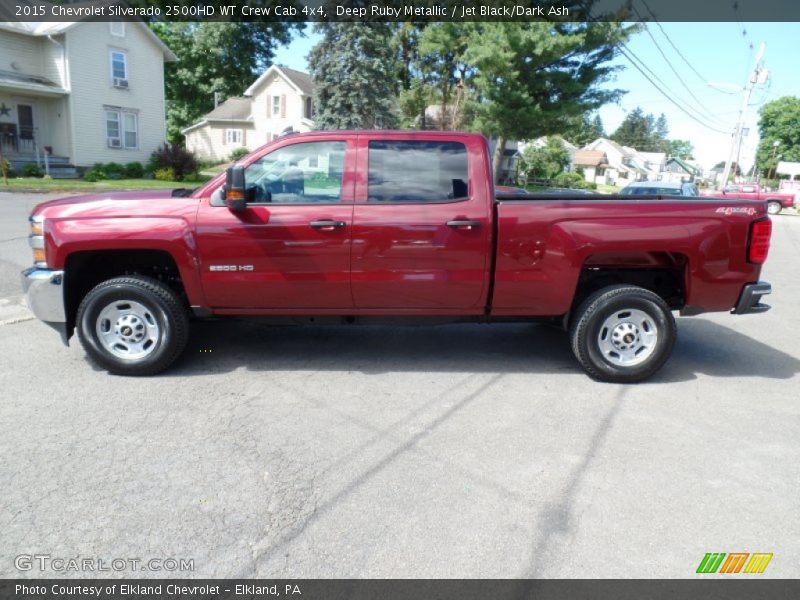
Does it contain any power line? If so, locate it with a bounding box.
[638,0,710,85]
[618,45,733,135]
[576,0,734,135]
[632,10,728,127]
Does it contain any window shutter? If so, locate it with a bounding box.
[266,95,271,118]
[281,95,286,118]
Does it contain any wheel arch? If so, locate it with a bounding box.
[568,251,688,327]
[63,249,190,342]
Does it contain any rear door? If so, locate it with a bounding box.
[350,134,492,312]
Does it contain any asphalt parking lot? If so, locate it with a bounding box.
[0,191,798,579]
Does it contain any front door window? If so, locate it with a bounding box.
[245,141,346,204]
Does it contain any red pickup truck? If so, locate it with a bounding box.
[701,183,795,215]
[21,131,773,383]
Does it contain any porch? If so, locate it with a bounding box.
[0,71,75,177]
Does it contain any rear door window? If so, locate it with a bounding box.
[367,140,468,203]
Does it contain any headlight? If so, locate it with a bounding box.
[29,215,46,267]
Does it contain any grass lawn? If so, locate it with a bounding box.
[596,184,621,194]
[1,176,211,194]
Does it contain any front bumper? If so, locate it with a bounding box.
[21,267,69,343]
[732,281,772,315]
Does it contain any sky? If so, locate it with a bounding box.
[273,22,800,171]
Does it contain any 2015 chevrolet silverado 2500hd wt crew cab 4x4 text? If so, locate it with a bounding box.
[21,131,773,383]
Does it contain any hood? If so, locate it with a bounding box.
[32,189,201,220]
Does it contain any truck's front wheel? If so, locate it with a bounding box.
[76,276,189,375]
[570,285,676,383]
[766,201,782,215]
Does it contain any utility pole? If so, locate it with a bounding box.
[719,42,766,189]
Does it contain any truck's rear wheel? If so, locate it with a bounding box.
[76,276,188,375]
[766,201,782,215]
[570,285,676,383]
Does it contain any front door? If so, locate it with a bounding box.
[17,104,34,148]
[196,138,355,310]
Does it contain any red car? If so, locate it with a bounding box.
[22,131,772,382]
[701,183,795,215]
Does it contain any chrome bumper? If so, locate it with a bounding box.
[21,268,68,342]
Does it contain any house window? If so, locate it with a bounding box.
[123,113,138,148]
[110,22,125,37]
[110,50,128,83]
[272,96,281,116]
[105,109,138,149]
[226,129,243,145]
[304,97,313,119]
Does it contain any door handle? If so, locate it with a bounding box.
[447,220,482,230]
[309,220,346,230]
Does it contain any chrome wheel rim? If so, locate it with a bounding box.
[597,308,658,367]
[96,300,160,360]
[767,202,781,215]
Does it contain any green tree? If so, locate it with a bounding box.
[520,137,571,181]
[667,139,694,160]
[150,22,301,144]
[611,107,674,152]
[654,113,669,142]
[464,20,632,182]
[563,113,606,147]
[713,161,741,177]
[754,96,800,177]
[415,22,473,130]
[611,107,654,149]
[308,22,398,129]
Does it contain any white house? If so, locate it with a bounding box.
[579,138,665,186]
[183,65,314,163]
[0,14,175,173]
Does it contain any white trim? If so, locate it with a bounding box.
[104,108,138,150]
[109,48,128,84]
[181,118,253,135]
[244,65,304,97]
[225,129,243,145]
[109,22,125,37]
[0,80,68,96]
[0,20,176,61]
[181,120,209,135]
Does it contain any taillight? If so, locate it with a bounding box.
[748,218,772,264]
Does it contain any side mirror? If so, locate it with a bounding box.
[224,166,247,211]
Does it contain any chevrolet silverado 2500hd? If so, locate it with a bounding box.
[22,131,773,382]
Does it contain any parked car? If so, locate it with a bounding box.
[700,183,795,215]
[496,185,529,195]
[22,131,773,383]
[621,181,698,197]
[496,186,596,196]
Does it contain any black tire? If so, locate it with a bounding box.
[76,276,189,375]
[766,201,782,215]
[570,285,676,383]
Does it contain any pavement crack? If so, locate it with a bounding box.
[0,316,34,326]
